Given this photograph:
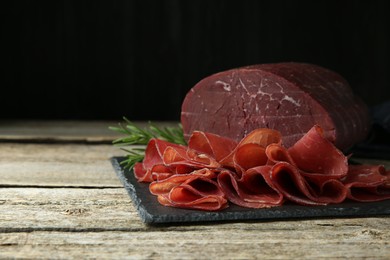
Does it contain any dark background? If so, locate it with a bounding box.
[1,0,389,121]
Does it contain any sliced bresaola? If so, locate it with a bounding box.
[265,143,296,166]
[155,176,228,211]
[163,145,220,169]
[288,125,348,183]
[135,137,219,182]
[149,164,173,181]
[271,162,347,205]
[218,166,283,208]
[134,138,186,182]
[220,128,282,173]
[343,165,390,202]
[134,127,390,211]
[149,168,218,195]
[133,162,149,182]
[181,62,370,151]
[188,131,237,162]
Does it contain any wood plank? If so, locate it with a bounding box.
[0,143,125,187]
[0,120,120,143]
[1,187,389,232]
[0,188,141,230]
[0,120,178,143]
[1,227,389,259]
[1,187,389,259]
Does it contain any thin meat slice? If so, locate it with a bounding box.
[149,164,173,181]
[134,138,186,182]
[234,143,268,171]
[217,167,283,208]
[265,143,296,166]
[156,176,228,211]
[143,139,184,169]
[235,128,282,147]
[133,162,149,182]
[343,165,390,202]
[188,131,237,162]
[288,125,348,182]
[163,145,220,169]
[181,62,370,151]
[271,162,347,205]
[220,128,282,172]
[149,168,218,195]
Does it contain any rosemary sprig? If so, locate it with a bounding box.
[109,117,186,169]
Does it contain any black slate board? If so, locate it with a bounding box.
[111,157,390,224]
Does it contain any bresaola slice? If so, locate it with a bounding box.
[155,176,228,211]
[287,125,349,182]
[218,166,284,208]
[271,162,347,206]
[133,125,389,211]
[188,131,237,162]
[181,62,370,151]
[220,128,282,172]
[134,139,187,182]
[343,165,390,202]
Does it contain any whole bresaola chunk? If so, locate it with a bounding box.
[181,63,370,151]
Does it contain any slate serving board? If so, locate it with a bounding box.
[111,157,390,224]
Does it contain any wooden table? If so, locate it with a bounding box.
[1,121,389,259]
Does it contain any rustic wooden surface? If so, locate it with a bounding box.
[1,121,389,259]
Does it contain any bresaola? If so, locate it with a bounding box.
[134,126,390,211]
[181,63,370,151]
[131,63,386,211]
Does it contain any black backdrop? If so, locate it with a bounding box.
[1,0,389,121]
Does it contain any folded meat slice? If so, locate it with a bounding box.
[181,62,370,151]
[133,162,149,182]
[134,138,186,182]
[188,131,237,162]
[265,143,296,166]
[220,128,282,173]
[271,162,347,205]
[288,125,348,183]
[217,167,283,208]
[343,165,390,202]
[149,169,218,195]
[156,176,228,211]
[163,146,220,169]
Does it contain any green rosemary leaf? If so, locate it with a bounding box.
[109,118,187,169]
[117,147,145,170]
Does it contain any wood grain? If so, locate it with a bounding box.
[0,143,125,187]
[0,120,179,143]
[1,227,389,259]
[0,120,120,143]
[1,188,389,259]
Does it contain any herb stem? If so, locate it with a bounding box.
[109,117,186,169]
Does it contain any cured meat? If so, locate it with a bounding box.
[219,128,282,172]
[271,162,347,206]
[149,169,218,195]
[153,176,228,211]
[217,126,348,207]
[188,131,237,162]
[181,62,370,151]
[133,139,187,182]
[218,167,284,208]
[287,125,349,183]
[343,165,390,202]
[133,126,389,211]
